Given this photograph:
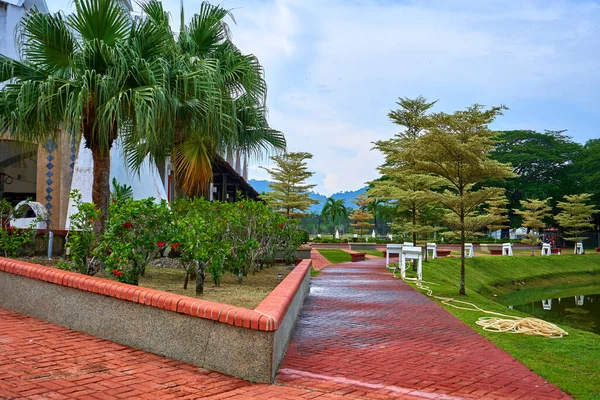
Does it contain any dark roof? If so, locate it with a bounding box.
[212,154,260,199]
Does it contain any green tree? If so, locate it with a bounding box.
[321,198,348,238]
[491,130,581,230]
[555,194,597,252]
[402,104,514,294]
[349,194,374,238]
[137,2,285,198]
[371,96,440,244]
[573,139,600,215]
[0,0,174,231]
[514,198,551,256]
[485,194,509,239]
[261,152,318,218]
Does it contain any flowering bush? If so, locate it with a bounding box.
[0,199,39,257]
[94,198,171,284]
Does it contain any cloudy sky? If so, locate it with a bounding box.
[47,0,600,195]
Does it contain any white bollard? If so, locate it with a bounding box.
[401,246,423,281]
[464,243,474,258]
[502,243,513,256]
[541,243,551,256]
[542,299,552,310]
[427,243,437,259]
[386,244,403,270]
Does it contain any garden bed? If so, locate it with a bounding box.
[139,264,292,309]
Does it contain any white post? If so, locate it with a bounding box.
[542,299,552,310]
[464,243,474,258]
[541,243,551,256]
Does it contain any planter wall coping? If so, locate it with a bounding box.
[0,257,311,332]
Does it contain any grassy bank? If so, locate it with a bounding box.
[401,254,600,400]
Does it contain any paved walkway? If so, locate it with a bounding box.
[277,258,571,400]
[0,257,571,399]
[311,249,332,270]
[0,308,347,400]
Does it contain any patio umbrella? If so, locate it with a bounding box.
[335,230,340,239]
[372,229,376,238]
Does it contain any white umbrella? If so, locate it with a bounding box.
[372,229,376,238]
[335,229,340,239]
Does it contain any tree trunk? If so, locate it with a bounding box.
[196,261,205,295]
[91,146,111,234]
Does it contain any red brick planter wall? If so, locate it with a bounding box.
[0,257,312,383]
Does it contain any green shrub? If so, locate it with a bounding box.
[65,191,101,275]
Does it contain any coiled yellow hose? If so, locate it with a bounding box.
[401,275,568,338]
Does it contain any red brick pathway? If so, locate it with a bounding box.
[0,308,347,400]
[0,257,572,399]
[311,249,332,270]
[277,258,571,400]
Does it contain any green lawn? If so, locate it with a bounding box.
[364,250,384,257]
[317,249,351,264]
[400,254,600,399]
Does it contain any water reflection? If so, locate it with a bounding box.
[510,294,600,334]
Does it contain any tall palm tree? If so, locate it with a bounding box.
[0,0,174,231]
[131,2,285,198]
[321,197,348,238]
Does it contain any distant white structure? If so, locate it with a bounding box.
[541,243,552,256]
[464,243,474,258]
[427,243,437,259]
[502,243,513,256]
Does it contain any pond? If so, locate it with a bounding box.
[498,281,600,335]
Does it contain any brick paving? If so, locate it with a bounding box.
[0,308,347,400]
[0,257,572,399]
[311,249,332,270]
[277,258,572,400]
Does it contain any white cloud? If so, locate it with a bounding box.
[44,0,600,195]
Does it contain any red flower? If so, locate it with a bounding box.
[89,218,94,224]
[157,241,166,247]
[171,242,181,250]
[122,221,132,228]
[111,269,123,277]
[278,224,284,229]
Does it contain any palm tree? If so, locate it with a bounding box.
[366,198,382,235]
[321,197,348,238]
[131,2,285,198]
[0,0,174,231]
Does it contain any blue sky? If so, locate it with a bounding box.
[47,0,600,195]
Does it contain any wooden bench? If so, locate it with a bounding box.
[437,250,451,257]
[347,250,366,262]
[489,249,503,255]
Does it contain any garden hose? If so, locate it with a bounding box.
[399,274,568,338]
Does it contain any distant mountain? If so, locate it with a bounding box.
[249,179,367,213]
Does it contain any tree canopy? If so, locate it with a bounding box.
[261,152,318,219]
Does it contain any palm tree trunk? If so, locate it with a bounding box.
[91,146,111,233]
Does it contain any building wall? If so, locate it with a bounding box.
[0,3,24,62]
